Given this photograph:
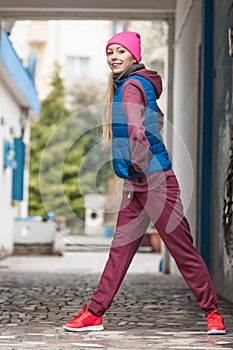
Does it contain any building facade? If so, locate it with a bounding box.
[10,20,112,100]
[0,27,40,256]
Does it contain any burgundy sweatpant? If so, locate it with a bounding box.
[89,174,218,316]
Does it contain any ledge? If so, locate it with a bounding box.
[0,29,40,116]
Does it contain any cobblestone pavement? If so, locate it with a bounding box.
[0,251,232,350]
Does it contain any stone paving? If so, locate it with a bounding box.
[0,250,232,350]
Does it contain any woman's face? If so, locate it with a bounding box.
[107,44,136,74]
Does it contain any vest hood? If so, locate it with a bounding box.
[128,68,163,99]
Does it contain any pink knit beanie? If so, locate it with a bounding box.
[106,31,142,62]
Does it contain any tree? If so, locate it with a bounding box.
[29,62,72,219]
[29,63,114,233]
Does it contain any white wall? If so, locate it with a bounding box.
[0,80,30,253]
[172,0,202,245]
[0,81,19,252]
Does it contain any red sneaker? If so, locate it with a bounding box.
[63,302,104,332]
[207,309,226,334]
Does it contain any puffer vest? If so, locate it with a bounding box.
[112,75,172,179]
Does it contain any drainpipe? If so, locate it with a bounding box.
[198,0,214,269]
[162,17,175,274]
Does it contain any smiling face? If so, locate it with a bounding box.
[107,44,136,74]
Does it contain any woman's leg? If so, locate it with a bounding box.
[141,174,218,315]
[89,190,150,315]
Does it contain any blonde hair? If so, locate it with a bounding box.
[103,74,115,143]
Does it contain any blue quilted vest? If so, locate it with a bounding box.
[112,75,172,179]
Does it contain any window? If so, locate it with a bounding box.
[66,56,90,78]
[150,59,164,78]
[12,138,25,201]
[112,21,128,35]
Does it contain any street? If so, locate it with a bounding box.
[0,248,232,349]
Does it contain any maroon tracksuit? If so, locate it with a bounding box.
[89,170,218,316]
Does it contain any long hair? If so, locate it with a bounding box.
[103,74,115,144]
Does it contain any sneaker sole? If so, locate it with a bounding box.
[63,324,104,332]
[207,329,226,335]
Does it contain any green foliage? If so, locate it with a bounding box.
[29,63,70,218]
[29,63,114,232]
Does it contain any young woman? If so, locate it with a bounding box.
[63,31,226,335]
